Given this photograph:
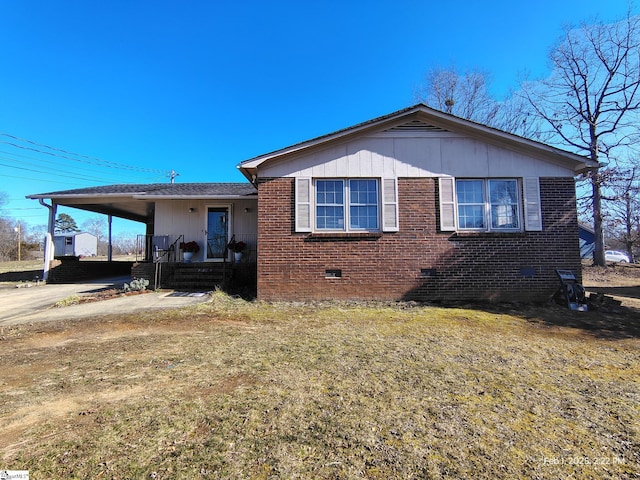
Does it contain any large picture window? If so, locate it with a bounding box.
[456,179,521,231]
[315,179,379,231]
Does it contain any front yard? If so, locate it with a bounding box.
[1,271,639,479]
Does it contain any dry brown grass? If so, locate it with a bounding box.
[0,259,43,274]
[0,259,43,284]
[0,265,639,478]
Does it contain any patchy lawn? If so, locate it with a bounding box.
[0,259,43,284]
[1,276,639,479]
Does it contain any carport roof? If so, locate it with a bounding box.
[28,182,257,198]
[27,183,257,223]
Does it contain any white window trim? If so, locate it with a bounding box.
[440,177,532,233]
[312,178,382,233]
[459,178,522,232]
[316,179,347,231]
[295,177,398,233]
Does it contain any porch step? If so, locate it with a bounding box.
[164,263,230,290]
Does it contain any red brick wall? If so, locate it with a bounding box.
[257,177,581,303]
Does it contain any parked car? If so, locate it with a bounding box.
[605,250,630,263]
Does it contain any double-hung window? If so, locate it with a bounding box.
[316,180,345,229]
[349,179,379,230]
[295,177,397,233]
[488,180,519,229]
[455,179,521,231]
[315,179,379,231]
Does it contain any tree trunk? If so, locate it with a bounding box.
[592,173,606,266]
[624,192,635,263]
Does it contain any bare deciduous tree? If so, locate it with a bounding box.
[603,165,640,262]
[519,11,640,265]
[82,216,108,256]
[0,192,17,261]
[414,65,536,138]
[112,233,138,256]
[25,224,48,254]
[0,218,17,261]
[415,65,501,124]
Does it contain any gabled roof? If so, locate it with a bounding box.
[237,104,598,181]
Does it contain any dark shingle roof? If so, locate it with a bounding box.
[28,182,256,199]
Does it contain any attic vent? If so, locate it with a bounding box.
[385,120,448,133]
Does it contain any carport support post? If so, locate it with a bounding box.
[40,200,57,281]
[107,214,113,262]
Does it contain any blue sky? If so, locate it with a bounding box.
[0,0,633,236]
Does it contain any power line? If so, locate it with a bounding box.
[0,173,91,186]
[8,214,49,219]
[0,148,156,179]
[0,147,163,185]
[0,132,168,174]
[0,159,134,184]
[0,156,130,184]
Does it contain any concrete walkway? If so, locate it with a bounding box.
[0,277,211,326]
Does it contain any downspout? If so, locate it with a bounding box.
[107,214,113,262]
[39,199,57,281]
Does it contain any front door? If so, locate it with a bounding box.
[206,206,229,261]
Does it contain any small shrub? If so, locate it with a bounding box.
[53,295,81,307]
[123,278,149,292]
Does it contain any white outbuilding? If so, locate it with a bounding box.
[53,232,98,257]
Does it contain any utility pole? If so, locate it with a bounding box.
[14,221,21,261]
[168,170,180,184]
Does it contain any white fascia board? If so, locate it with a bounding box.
[26,193,145,199]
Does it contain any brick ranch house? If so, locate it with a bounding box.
[29,104,597,302]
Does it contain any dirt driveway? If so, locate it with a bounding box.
[0,277,211,326]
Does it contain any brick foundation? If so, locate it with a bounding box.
[257,177,581,303]
[47,258,134,284]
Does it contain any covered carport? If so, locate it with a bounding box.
[27,185,156,281]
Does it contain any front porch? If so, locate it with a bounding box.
[132,232,257,296]
[132,260,257,297]
[135,233,258,265]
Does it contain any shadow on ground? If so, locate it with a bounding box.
[0,270,43,282]
[471,300,640,340]
[585,285,640,301]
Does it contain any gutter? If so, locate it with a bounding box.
[26,192,147,200]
